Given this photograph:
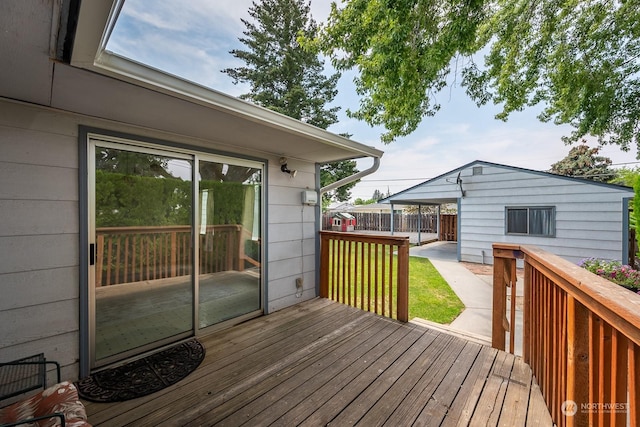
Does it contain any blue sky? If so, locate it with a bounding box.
[108,0,638,200]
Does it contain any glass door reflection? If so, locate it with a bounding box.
[93,145,193,364]
[198,160,262,328]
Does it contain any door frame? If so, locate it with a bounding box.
[78,127,267,376]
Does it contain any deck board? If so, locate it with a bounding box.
[83,299,553,426]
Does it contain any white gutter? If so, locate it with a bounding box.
[321,156,381,195]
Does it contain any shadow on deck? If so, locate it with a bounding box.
[84,299,552,426]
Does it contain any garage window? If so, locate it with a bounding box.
[505,207,555,237]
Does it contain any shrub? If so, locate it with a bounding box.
[578,258,640,293]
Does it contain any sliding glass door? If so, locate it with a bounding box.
[91,142,194,365]
[197,158,262,328]
[88,136,264,369]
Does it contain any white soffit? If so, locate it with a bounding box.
[69,0,383,162]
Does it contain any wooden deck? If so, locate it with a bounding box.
[83,299,553,426]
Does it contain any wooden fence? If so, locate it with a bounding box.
[322,213,438,233]
[630,228,638,269]
[439,214,457,241]
[493,243,640,426]
[95,225,258,286]
[319,231,410,322]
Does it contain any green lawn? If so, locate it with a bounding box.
[323,239,464,324]
[408,256,464,324]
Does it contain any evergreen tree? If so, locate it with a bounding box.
[223,0,358,201]
[549,143,615,182]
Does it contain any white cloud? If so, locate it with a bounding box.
[119,0,253,34]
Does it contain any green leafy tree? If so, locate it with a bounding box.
[609,166,640,188]
[312,0,640,154]
[549,143,615,182]
[634,178,640,257]
[224,0,359,201]
[611,167,640,240]
[354,197,376,205]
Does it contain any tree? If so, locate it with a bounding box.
[96,148,175,178]
[312,0,640,154]
[609,167,640,188]
[320,159,359,204]
[371,189,384,202]
[611,167,640,242]
[549,143,615,182]
[223,0,359,201]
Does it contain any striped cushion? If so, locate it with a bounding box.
[0,381,91,427]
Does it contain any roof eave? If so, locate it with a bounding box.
[68,0,383,161]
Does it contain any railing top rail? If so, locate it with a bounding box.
[320,230,410,247]
[493,243,640,345]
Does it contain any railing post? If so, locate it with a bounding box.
[170,230,177,278]
[396,239,409,322]
[508,259,517,354]
[567,296,590,427]
[237,226,244,272]
[96,234,104,287]
[492,250,508,350]
[523,262,532,364]
[226,229,234,271]
[319,232,329,298]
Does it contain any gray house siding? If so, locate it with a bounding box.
[0,100,320,380]
[389,162,633,266]
[267,164,318,312]
[0,101,82,382]
[460,164,630,264]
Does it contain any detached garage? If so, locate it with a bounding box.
[384,160,635,265]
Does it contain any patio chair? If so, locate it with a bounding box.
[0,381,91,427]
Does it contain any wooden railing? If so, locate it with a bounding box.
[319,231,409,322]
[493,243,640,426]
[96,225,259,286]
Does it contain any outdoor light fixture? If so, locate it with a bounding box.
[279,157,297,178]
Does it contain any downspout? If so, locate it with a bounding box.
[317,156,380,297]
[320,156,381,196]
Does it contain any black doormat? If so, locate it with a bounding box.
[76,338,205,403]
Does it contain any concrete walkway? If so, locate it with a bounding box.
[341,234,523,352]
[409,240,524,354]
[410,241,494,345]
